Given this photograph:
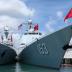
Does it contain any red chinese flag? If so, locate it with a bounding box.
[34,24,39,31]
[64,8,72,21]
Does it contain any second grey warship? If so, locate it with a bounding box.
[0,26,17,64]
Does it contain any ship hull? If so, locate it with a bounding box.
[19,25,72,69]
[0,44,17,64]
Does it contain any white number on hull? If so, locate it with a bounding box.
[37,43,48,55]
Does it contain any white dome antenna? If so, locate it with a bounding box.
[4,26,9,31]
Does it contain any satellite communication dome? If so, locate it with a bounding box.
[28,19,32,23]
[4,26,9,31]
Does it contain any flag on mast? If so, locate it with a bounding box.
[64,8,72,21]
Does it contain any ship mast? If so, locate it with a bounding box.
[28,18,33,30]
[24,18,42,35]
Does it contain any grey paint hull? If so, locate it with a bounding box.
[19,25,72,69]
[0,44,17,64]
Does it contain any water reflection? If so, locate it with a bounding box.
[0,64,15,72]
[20,63,59,72]
[15,62,59,72]
[15,62,22,72]
[60,67,72,72]
[0,62,60,72]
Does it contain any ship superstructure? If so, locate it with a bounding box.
[16,19,42,56]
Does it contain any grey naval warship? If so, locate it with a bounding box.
[0,26,17,64]
[18,19,72,69]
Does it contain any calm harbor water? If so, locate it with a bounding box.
[0,62,71,72]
